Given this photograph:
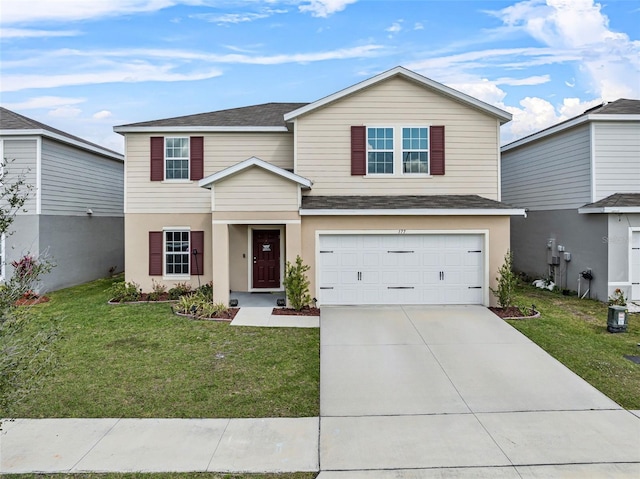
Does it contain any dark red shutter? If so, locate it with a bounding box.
[351,126,366,175]
[150,137,164,181]
[190,136,204,181]
[149,231,163,276]
[190,231,204,276]
[430,126,445,175]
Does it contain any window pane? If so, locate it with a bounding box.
[367,127,394,174]
[402,127,428,174]
[165,230,190,275]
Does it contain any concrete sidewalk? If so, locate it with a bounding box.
[1,417,319,474]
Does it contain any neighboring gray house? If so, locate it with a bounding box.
[501,99,640,303]
[0,107,124,291]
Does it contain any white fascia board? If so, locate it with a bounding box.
[113,125,288,133]
[502,113,640,153]
[300,208,526,216]
[0,129,123,161]
[199,156,312,189]
[284,66,512,124]
[579,206,640,214]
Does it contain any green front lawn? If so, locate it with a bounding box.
[508,284,640,409]
[7,277,319,418]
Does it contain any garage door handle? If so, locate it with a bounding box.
[320,250,334,253]
[468,250,482,253]
[468,286,482,289]
[387,250,414,253]
[320,287,334,290]
[387,286,415,289]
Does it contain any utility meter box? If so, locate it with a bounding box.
[607,306,628,333]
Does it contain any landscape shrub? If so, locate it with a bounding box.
[283,255,311,311]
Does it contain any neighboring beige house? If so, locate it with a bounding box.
[114,67,524,307]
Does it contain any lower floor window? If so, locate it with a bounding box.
[165,230,189,275]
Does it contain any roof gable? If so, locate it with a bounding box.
[198,156,312,189]
[284,66,512,124]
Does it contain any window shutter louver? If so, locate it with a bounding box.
[149,231,163,276]
[430,126,445,175]
[190,231,204,276]
[351,126,366,175]
[150,137,164,181]
[190,137,204,181]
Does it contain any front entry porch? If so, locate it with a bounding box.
[211,217,302,306]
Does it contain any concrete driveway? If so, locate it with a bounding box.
[318,305,640,477]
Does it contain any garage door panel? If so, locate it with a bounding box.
[318,234,485,305]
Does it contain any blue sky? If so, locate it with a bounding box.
[1,0,639,153]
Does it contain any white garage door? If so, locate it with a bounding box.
[318,234,485,305]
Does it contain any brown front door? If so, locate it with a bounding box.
[252,230,281,289]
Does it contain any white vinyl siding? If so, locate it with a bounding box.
[593,122,640,201]
[501,124,591,210]
[40,138,123,216]
[294,76,501,198]
[126,132,294,213]
[1,138,38,215]
[213,167,299,212]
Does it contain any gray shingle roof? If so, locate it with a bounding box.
[301,195,517,210]
[0,107,122,158]
[581,193,640,209]
[116,102,308,128]
[585,99,640,115]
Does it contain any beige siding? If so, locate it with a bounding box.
[214,167,299,212]
[300,215,510,307]
[594,121,640,200]
[294,76,501,198]
[124,213,212,291]
[125,132,294,213]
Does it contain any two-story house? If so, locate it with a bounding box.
[114,67,524,307]
[0,107,125,291]
[501,99,640,303]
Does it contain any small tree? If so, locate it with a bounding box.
[283,255,312,311]
[0,159,57,424]
[490,250,518,308]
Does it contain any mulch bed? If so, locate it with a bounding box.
[173,308,240,322]
[489,306,540,320]
[15,296,50,306]
[272,307,321,317]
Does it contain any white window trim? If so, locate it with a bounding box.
[162,226,191,279]
[164,137,190,181]
[365,125,433,178]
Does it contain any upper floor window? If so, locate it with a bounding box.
[402,127,429,174]
[367,128,394,174]
[165,137,189,180]
[150,136,203,182]
[366,127,430,175]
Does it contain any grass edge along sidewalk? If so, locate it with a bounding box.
[6,277,319,419]
[506,284,640,410]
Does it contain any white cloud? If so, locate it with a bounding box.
[1,44,382,91]
[2,96,86,110]
[48,106,83,118]
[490,0,640,100]
[0,0,189,24]
[298,0,357,18]
[494,75,550,86]
[501,96,602,143]
[192,9,287,24]
[386,21,403,35]
[448,80,508,105]
[414,22,424,31]
[0,28,81,38]
[93,110,113,119]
